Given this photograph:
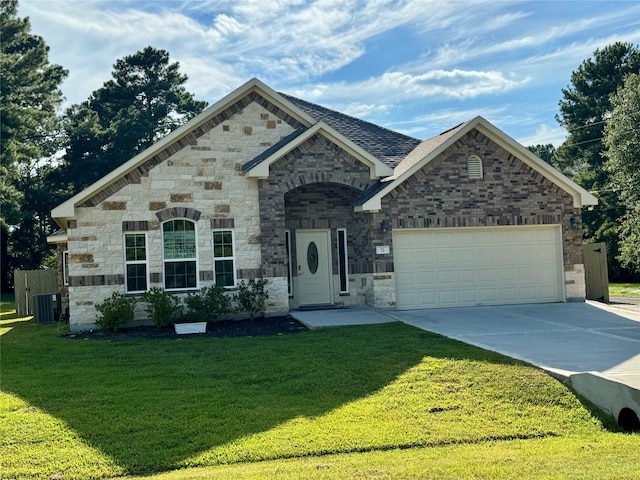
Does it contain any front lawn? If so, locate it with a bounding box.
[610,282,640,298]
[1,297,635,480]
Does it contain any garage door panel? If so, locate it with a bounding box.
[394,227,562,309]
[438,271,456,284]
[417,271,437,284]
[458,269,476,283]
[477,268,496,282]
[459,290,479,303]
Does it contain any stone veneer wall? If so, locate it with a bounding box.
[259,134,378,307]
[66,101,296,330]
[375,129,585,305]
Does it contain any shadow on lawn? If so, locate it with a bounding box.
[1,317,432,474]
[1,316,620,475]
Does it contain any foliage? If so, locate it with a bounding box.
[142,286,182,327]
[527,144,557,166]
[94,291,135,332]
[58,46,208,193]
[604,73,640,273]
[555,42,640,281]
[1,313,630,479]
[233,278,269,321]
[185,285,231,322]
[40,251,57,270]
[0,0,68,290]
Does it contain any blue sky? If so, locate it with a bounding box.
[19,0,640,146]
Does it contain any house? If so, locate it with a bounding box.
[48,78,598,331]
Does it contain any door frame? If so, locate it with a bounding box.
[295,229,333,306]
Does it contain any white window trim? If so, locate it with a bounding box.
[337,228,349,294]
[123,232,150,294]
[285,230,293,296]
[212,229,237,288]
[62,250,69,286]
[162,219,199,291]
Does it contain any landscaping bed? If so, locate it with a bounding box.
[65,316,308,341]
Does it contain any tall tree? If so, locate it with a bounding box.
[555,42,640,280]
[0,0,67,290]
[527,144,556,166]
[603,73,640,273]
[59,46,208,192]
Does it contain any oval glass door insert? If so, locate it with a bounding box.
[307,242,319,274]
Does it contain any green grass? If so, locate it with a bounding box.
[1,295,636,480]
[610,282,640,298]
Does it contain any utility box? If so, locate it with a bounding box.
[33,293,60,324]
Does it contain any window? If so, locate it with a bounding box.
[468,155,483,179]
[212,230,236,287]
[124,233,149,293]
[285,230,292,296]
[63,250,69,286]
[163,219,197,290]
[337,228,349,293]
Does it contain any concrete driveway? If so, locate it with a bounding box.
[385,302,640,387]
[292,301,640,426]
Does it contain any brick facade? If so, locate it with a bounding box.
[376,130,584,301]
[258,134,379,307]
[55,82,588,331]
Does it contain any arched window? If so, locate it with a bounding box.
[162,219,198,290]
[468,155,483,179]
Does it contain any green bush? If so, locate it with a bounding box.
[142,286,182,327]
[185,285,231,322]
[234,278,269,321]
[95,291,135,332]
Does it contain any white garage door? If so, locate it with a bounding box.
[393,226,563,309]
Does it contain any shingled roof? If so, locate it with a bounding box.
[280,93,421,168]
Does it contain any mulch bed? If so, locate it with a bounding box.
[64,316,308,341]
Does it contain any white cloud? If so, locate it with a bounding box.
[517,124,568,148]
[292,69,528,108]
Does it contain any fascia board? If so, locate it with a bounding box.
[473,120,598,207]
[46,232,68,244]
[246,122,393,179]
[49,78,317,223]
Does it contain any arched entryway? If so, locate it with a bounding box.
[284,183,373,307]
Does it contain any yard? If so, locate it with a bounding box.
[1,294,638,479]
[610,282,640,298]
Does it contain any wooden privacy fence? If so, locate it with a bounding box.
[583,243,609,303]
[14,269,58,317]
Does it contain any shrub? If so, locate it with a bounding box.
[185,285,231,322]
[234,278,269,321]
[142,287,182,327]
[95,291,135,332]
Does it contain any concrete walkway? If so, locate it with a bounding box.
[291,301,640,425]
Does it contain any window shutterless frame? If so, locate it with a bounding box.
[162,219,199,291]
[212,229,236,288]
[123,232,150,293]
[285,230,293,296]
[63,250,69,286]
[337,228,349,293]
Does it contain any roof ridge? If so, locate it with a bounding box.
[279,92,421,142]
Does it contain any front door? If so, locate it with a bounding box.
[296,229,332,305]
